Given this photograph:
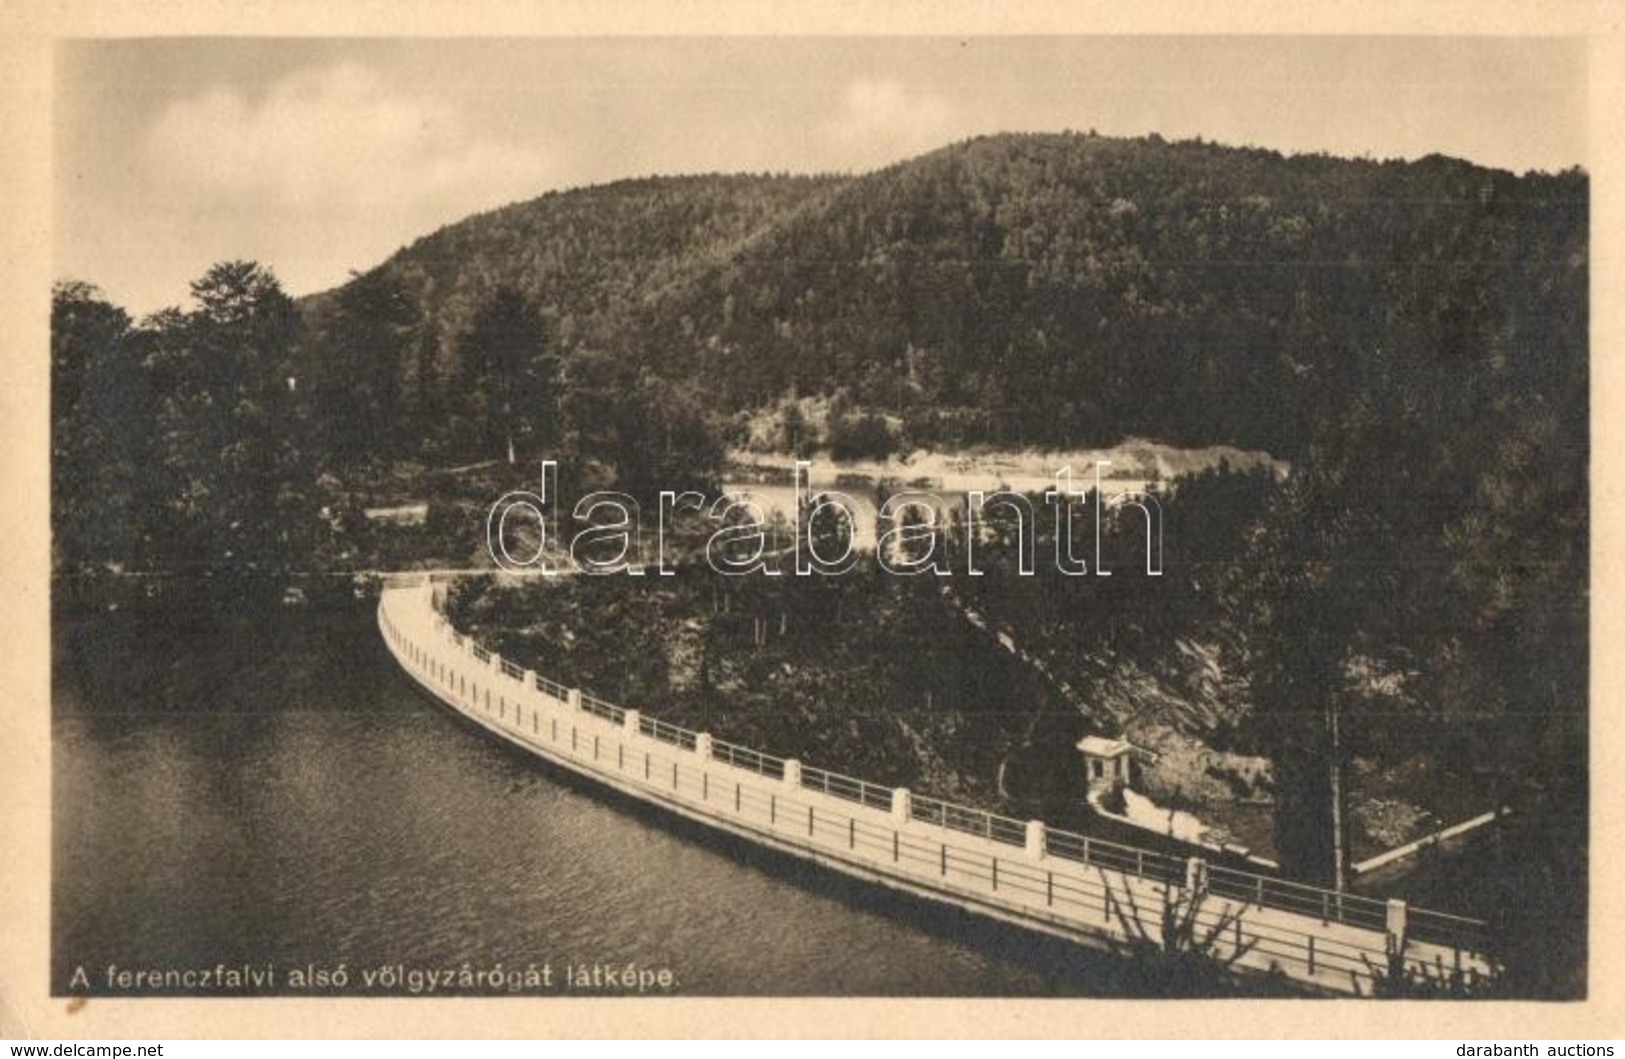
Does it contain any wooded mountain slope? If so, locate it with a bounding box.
[304,132,1586,461]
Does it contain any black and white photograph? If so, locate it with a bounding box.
[17,22,1610,1033]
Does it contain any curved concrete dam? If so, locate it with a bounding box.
[378,579,1493,996]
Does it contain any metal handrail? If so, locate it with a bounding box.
[388,589,1490,974]
[910,794,1029,849]
[579,693,625,725]
[533,674,571,701]
[638,715,698,751]
[800,765,892,812]
[711,740,786,780]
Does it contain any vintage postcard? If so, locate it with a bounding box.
[3,0,1623,1041]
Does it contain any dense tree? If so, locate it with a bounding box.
[559,348,722,494]
[51,281,149,568]
[309,267,420,467]
[142,261,310,572]
[454,286,555,465]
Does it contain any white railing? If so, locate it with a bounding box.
[378,588,1494,994]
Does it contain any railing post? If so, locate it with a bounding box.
[695,733,713,759]
[782,759,802,790]
[1185,856,1208,895]
[489,652,503,673]
[1024,820,1045,862]
[567,688,583,711]
[890,788,912,826]
[523,669,537,691]
[1386,898,1409,955]
[624,709,640,739]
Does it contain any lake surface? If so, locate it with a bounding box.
[53,593,1146,997]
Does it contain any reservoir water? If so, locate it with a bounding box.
[53,592,1140,997]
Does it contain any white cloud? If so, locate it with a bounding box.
[817,77,963,170]
[143,60,551,222]
[125,61,557,302]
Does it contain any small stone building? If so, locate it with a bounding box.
[1077,735,1143,797]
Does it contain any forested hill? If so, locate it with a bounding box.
[299,173,840,453]
[304,131,1586,462]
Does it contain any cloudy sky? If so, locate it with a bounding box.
[54,36,1586,317]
